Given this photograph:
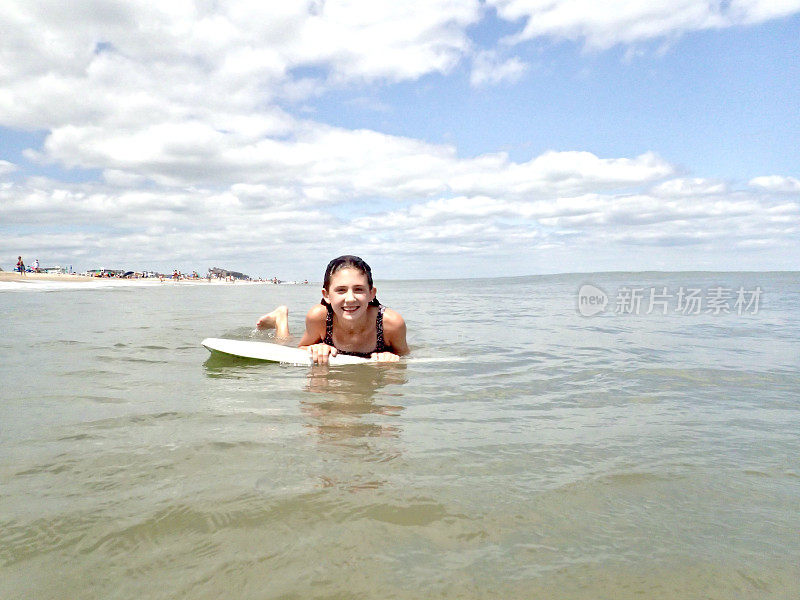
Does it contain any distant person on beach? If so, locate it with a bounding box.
[33,259,39,272]
[16,256,25,276]
[256,255,409,364]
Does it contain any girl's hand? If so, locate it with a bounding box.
[371,351,400,362]
[308,343,337,364]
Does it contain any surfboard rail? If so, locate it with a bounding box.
[201,338,370,365]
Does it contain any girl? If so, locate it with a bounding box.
[257,255,409,364]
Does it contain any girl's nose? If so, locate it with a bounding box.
[345,289,356,301]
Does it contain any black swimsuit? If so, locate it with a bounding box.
[324,304,386,358]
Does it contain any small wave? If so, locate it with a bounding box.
[82,395,127,404]
[354,498,449,526]
[0,279,162,292]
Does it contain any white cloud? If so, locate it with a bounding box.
[488,0,800,49]
[651,178,729,196]
[749,175,800,193]
[470,51,527,87]
[349,187,799,258]
[2,168,798,276]
[29,110,674,199]
[449,151,673,198]
[0,1,481,131]
[0,160,17,175]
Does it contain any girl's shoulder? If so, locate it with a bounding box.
[378,306,409,355]
[380,306,405,330]
[303,304,329,342]
[305,303,328,322]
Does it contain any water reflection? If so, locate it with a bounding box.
[202,356,267,378]
[302,363,407,440]
[201,350,410,491]
[301,364,408,491]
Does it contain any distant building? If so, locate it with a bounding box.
[208,267,250,280]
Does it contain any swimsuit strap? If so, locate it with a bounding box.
[375,305,386,353]
[324,304,334,346]
[323,304,386,355]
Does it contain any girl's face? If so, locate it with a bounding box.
[322,268,376,322]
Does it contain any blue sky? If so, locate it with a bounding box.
[307,15,799,178]
[1,1,798,280]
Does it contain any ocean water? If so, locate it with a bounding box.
[1,272,798,599]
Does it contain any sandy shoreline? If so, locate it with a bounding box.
[0,272,97,282]
[0,271,294,286]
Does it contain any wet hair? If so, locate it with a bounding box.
[321,255,380,307]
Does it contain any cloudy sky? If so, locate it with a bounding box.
[1,1,798,280]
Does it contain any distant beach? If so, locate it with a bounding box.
[0,271,306,289]
[0,271,95,283]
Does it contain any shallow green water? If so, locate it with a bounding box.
[1,273,799,599]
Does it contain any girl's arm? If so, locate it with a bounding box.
[380,308,409,357]
[298,304,337,364]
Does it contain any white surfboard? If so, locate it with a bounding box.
[202,338,371,365]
